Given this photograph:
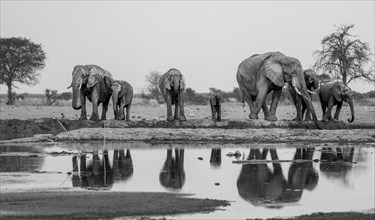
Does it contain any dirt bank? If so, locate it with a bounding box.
[0,190,229,219]
[1,118,375,142]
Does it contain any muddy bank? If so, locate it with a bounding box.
[2,127,375,144]
[0,190,229,219]
[1,118,375,141]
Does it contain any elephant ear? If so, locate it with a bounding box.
[118,82,128,97]
[332,83,342,102]
[179,75,186,90]
[263,61,285,87]
[104,76,113,93]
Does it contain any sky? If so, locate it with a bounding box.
[1,1,374,95]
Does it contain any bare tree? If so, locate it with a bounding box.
[0,37,47,105]
[313,24,374,85]
[144,71,162,103]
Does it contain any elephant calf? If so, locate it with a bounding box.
[209,94,222,121]
[319,81,354,123]
[104,77,133,121]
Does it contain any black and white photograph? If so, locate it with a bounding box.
[0,1,374,219]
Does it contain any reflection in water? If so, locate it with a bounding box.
[237,147,318,207]
[72,149,133,190]
[210,148,222,168]
[320,147,355,186]
[159,148,185,191]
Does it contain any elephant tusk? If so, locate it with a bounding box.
[67,85,72,89]
[294,86,302,95]
[307,89,317,94]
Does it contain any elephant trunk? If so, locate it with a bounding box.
[112,92,119,118]
[173,76,180,91]
[72,80,82,110]
[294,75,320,129]
[347,97,355,123]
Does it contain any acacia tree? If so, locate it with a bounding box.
[0,37,46,105]
[313,24,375,85]
[144,71,162,103]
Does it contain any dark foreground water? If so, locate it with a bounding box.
[0,142,374,219]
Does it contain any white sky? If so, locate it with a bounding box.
[1,1,374,94]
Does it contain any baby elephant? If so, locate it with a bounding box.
[319,81,354,123]
[105,77,133,121]
[209,94,222,121]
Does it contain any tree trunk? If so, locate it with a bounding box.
[6,84,13,105]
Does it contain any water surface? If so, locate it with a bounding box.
[0,142,374,219]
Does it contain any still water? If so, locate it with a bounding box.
[0,142,374,219]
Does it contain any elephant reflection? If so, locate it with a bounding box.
[237,147,318,206]
[112,149,134,182]
[72,149,134,189]
[210,148,222,168]
[320,147,355,183]
[72,150,113,189]
[159,148,185,190]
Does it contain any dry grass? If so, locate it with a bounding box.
[1,99,374,125]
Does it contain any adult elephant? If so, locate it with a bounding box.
[236,52,320,128]
[288,69,320,121]
[159,68,186,122]
[319,81,354,123]
[104,77,133,121]
[68,65,113,121]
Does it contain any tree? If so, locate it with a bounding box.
[45,88,58,105]
[0,37,47,105]
[144,71,162,103]
[313,24,375,85]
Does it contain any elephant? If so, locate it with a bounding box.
[236,147,319,207]
[104,77,133,121]
[159,148,185,190]
[209,94,222,121]
[159,68,186,122]
[236,52,320,128]
[72,150,114,189]
[319,81,355,123]
[288,69,320,121]
[68,65,113,121]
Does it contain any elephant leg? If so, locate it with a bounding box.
[89,90,100,121]
[165,93,174,122]
[267,87,282,121]
[101,98,110,120]
[211,104,217,120]
[333,102,342,121]
[117,97,126,120]
[217,106,221,121]
[125,103,132,122]
[294,95,303,122]
[251,85,269,120]
[303,102,312,121]
[79,93,87,120]
[179,92,186,121]
[174,100,179,120]
[323,97,335,122]
[321,100,327,121]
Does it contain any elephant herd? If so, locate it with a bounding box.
[69,51,355,127]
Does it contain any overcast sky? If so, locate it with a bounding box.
[1,1,374,94]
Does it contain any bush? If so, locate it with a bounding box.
[184,88,208,105]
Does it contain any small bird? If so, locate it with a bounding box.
[61,113,65,119]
